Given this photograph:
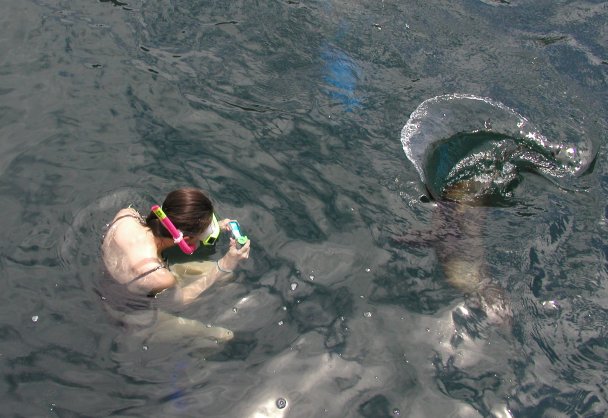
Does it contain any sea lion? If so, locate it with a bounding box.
[433,180,512,327]
[393,178,513,327]
[399,94,595,326]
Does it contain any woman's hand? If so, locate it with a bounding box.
[219,238,250,272]
[218,218,235,232]
[228,237,250,259]
[216,218,250,272]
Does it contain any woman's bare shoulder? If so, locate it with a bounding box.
[113,207,142,220]
[111,211,151,250]
[132,267,177,296]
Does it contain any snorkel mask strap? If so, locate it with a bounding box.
[151,205,195,255]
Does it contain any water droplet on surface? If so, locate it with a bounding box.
[276,398,287,409]
[365,268,371,272]
[393,408,401,416]
[363,311,372,318]
[278,320,284,326]
[232,307,238,313]
[31,316,39,322]
[290,283,298,291]
[142,345,148,351]
[309,275,314,281]
[542,300,559,310]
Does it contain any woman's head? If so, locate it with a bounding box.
[146,188,214,239]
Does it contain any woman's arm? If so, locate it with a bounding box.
[151,238,251,306]
[177,238,251,304]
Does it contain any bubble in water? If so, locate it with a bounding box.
[363,311,372,318]
[393,408,401,416]
[290,282,298,291]
[276,398,287,409]
[31,316,39,322]
[542,300,559,312]
[543,300,560,315]
[278,320,284,326]
[142,345,148,351]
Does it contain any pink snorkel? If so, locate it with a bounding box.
[151,204,195,255]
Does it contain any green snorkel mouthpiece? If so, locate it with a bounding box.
[228,220,248,246]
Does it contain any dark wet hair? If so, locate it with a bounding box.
[146,188,214,238]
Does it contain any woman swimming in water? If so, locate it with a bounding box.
[101,188,251,306]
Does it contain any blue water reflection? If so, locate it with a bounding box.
[321,42,362,111]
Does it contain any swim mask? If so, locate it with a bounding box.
[201,213,220,246]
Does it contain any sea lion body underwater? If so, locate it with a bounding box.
[399,94,596,327]
[430,180,513,327]
[392,175,514,327]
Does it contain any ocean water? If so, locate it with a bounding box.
[0,0,607,417]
